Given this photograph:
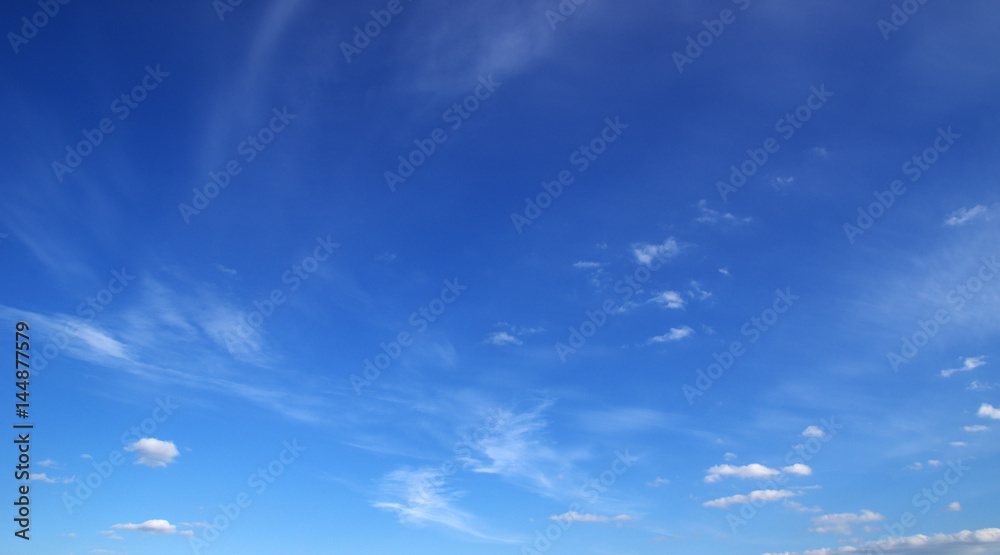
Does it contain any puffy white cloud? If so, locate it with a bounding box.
[764,527,1000,554]
[978,403,1000,420]
[944,205,987,226]
[782,464,813,476]
[124,438,179,467]
[945,502,962,512]
[485,331,521,346]
[649,326,694,343]
[810,510,884,535]
[803,426,826,438]
[703,489,796,509]
[705,463,780,483]
[650,291,685,309]
[941,356,986,378]
[632,238,680,265]
[110,519,177,534]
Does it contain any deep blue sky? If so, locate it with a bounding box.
[1,0,998,554]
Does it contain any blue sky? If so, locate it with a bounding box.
[1,0,999,553]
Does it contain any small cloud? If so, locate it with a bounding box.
[945,205,987,226]
[812,147,829,157]
[375,252,397,263]
[719,267,730,276]
[978,403,1000,420]
[687,281,712,300]
[38,459,59,468]
[550,512,633,524]
[695,199,751,225]
[485,331,522,346]
[785,500,822,513]
[941,356,987,378]
[724,452,737,461]
[649,291,685,310]
[110,519,177,534]
[81,454,92,459]
[905,462,923,471]
[967,380,998,391]
[573,261,601,269]
[810,510,884,535]
[927,460,943,467]
[773,176,795,191]
[632,238,681,265]
[595,242,608,249]
[60,533,77,538]
[703,489,796,509]
[802,426,826,438]
[964,425,990,432]
[179,530,194,536]
[782,464,813,476]
[705,463,779,483]
[28,473,56,483]
[944,502,962,512]
[98,530,124,540]
[950,441,968,447]
[646,477,670,487]
[124,438,179,467]
[214,263,237,275]
[648,326,694,343]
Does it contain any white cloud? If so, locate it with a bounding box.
[782,464,813,476]
[38,459,58,468]
[573,261,601,269]
[803,426,826,438]
[110,519,177,534]
[632,238,680,265]
[486,331,522,346]
[941,356,987,378]
[650,291,685,310]
[705,464,780,483]
[950,442,967,447]
[724,452,738,461]
[785,500,822,513]
[927,460,943,467]
[905,462,924,471]
[695,199,751,225]
[98,530,124,540]
[81,454,93,459]
[703,489,797,509]
[648,326,694,343]
[810,510,885,535]
[944,205,987,226]
[646,477,670,487]
[214,263,237,275]
[978,403,1000,420]
[945,502,962,512]
[124,438,179,467]
[967,380,997,391]
[764,527,1000,554]
[963,425,990,432]
[719,267,731,276]
[29,473,56,483]
[549,512,633,524]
